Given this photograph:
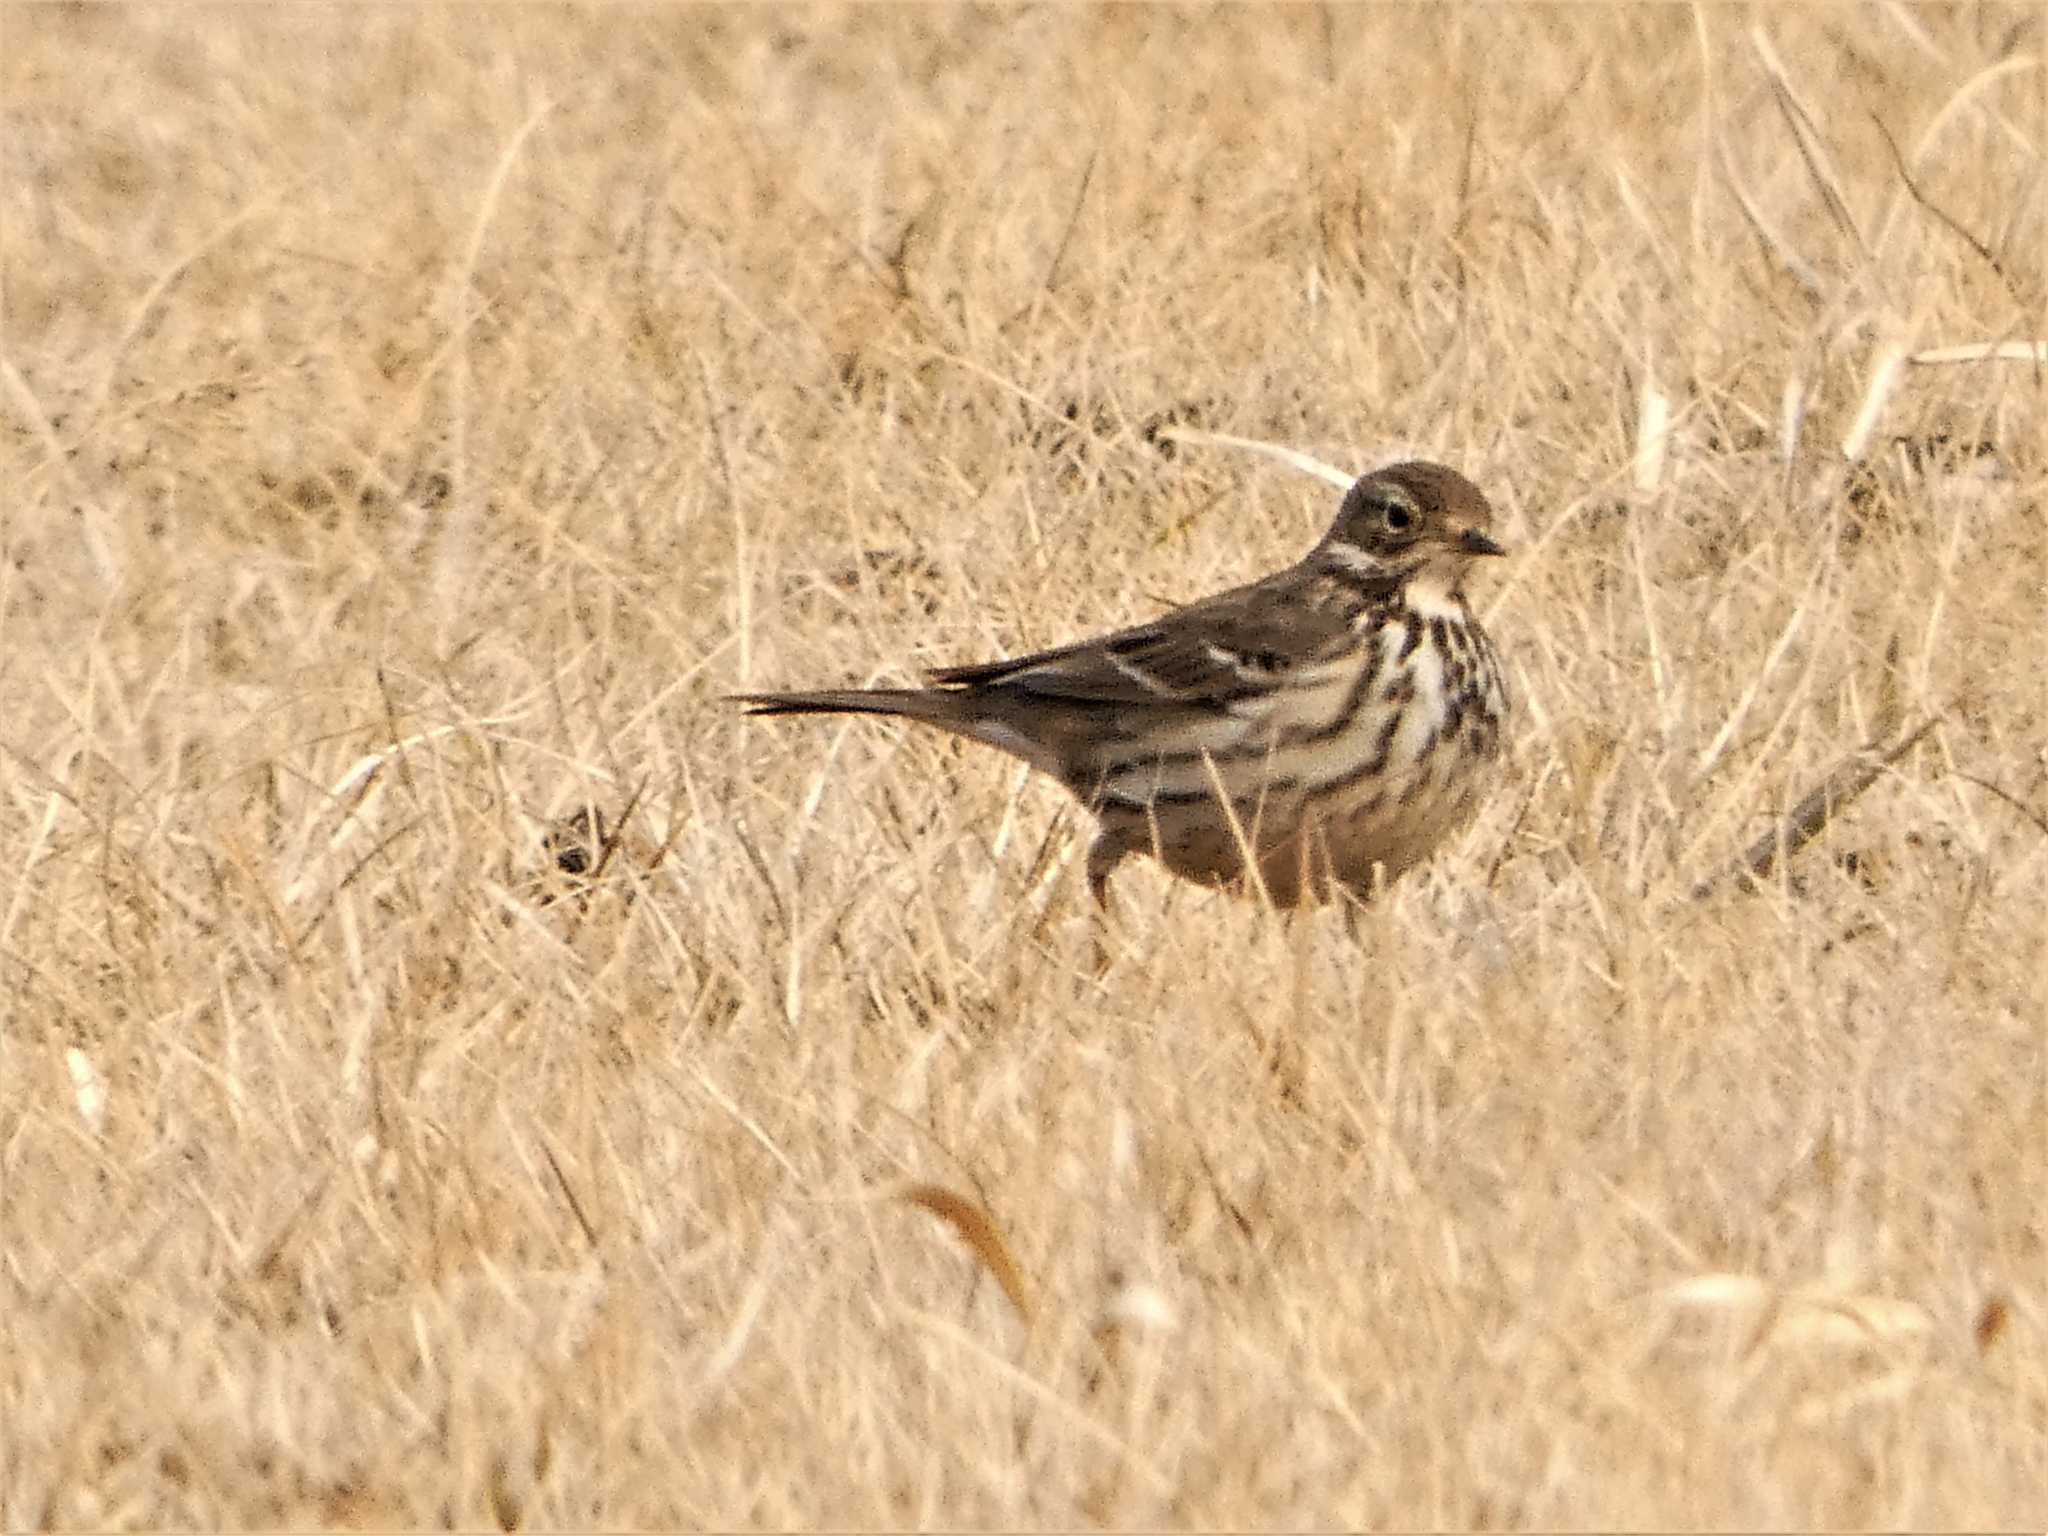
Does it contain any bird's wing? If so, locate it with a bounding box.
[926,570,1378,709]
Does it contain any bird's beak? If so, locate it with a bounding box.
[1460,528,1508,558]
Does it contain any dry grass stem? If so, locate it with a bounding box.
[2,7,2039,1527]
[897,1183,1036,1327]
[1691,718,1939,902]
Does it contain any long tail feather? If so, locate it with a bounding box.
[731,687,1064,777]
[729,688,940,720]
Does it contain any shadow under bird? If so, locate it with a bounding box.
[734,461,1511,909]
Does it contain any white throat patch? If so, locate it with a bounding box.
[1404,569,1467,620]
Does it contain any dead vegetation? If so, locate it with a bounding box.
[2,5,2042,1528]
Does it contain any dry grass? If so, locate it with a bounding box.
[3,5,2043,1528]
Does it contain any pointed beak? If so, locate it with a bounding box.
[1460,528,1508,558]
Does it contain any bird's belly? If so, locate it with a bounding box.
[1088,617,1508,906]
[1112,758,1481,906]
[1305,757,1486,888]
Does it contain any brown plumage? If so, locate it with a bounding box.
[735,460,1511,908]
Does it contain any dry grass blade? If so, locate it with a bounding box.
[448,97,554,534]
[63,1045,107,1135]
[1907,53,2040,164]
[82,182,306,443]
[1750,27,1871,262]
[726,820,791,934]
[1712,128,1825,302]
[1974,1295,2011,1354]
[539,1135,601,1252]
[1691,718,1936,901]
[1841,342,1910,462]
[286,815,427,956]
[1869,110,2020,300]
[1037,147,1097,301]
[1632,374,1671,495]
[897,1182,1034,1325]
[1150,425,1355,489]
[1911,340,2048,365]
[7,8,2040,1526]
[247,1169,336,1293]
[1949,771,2048,841]
[1659,1271,1937,1357]
[1692,546,1832,782]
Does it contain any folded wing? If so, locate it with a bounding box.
[925,577,1364,711]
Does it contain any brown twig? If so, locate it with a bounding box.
[1950,770,2048,841]
[898,1182,1033,1325]
[1871,110,2023,304]
[540,1134,602,1252]
[1038,147,1097,300]
[1691,718,1936,901]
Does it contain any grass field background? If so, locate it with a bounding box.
[3,5,2042,1527]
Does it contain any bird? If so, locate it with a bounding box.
[733,460,1511,910]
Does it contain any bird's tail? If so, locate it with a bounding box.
[730,687,951,722]
[732,687,1063,777]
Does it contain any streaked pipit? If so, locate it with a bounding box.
[736,461,1511,909]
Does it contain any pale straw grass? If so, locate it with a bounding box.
[3,5,2042,1528]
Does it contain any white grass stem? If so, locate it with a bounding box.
[1152,426,1355,490]
[1911,340,2048,365]
[1841,343,1909,461]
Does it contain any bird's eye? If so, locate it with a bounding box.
[1382,500,1413,533]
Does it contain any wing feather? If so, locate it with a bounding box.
[924,570,1377,709]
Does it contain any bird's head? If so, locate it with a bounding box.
[1317,461,1506,602]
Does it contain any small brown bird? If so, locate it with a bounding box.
[735,461,1511,909]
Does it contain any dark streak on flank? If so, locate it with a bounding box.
[1395,613,1424,662]
[1289,707,1408,803]
[1277,651,1402,751]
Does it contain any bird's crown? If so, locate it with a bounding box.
[1322,461,1505,567]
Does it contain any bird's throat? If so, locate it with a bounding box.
[1401,568,1469,621]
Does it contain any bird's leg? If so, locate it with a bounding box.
[1083,836,1130,976]
[1336,861,1388,944]
[1340,893,1365,945]
[1085,837,1128,911]
[1265,906,1310,1110]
